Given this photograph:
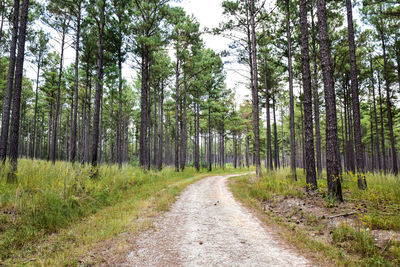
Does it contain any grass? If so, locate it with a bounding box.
[230,167,400,267]
[0,159,248,265]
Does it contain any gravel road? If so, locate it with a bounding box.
[124,174,312,266]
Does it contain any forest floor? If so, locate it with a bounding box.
[230,170,400,267]
[101,173,312,266]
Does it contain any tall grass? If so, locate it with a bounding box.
[0,159,245,261]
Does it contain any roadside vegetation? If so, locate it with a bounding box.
[0,159,246,265]
[230,169,400,266]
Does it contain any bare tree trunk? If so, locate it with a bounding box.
[317,0,343,201]
[70,2,81,162]
[273,92,279,169]
[195,95,200,171]
[158,81,164,171]
[286,0,296,180]
[249,0,261,176]
[311,6,322,177]
[264,60,272,170]
[31,51,43,158]
[346,0,366,188]
[91,1,105,168]
[8,0,29,178]
[0,0,19,163]
[380,27,398,175]
[51,23,66,164]
[299,0,317,190]
[377,74,386,173]
[180,74,187,171]
[174,58,180,172]
[370,59,381,171]
[208,98,212,172]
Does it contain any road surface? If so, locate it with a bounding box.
[124,173,311,266]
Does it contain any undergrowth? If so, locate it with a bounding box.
[230,167,400,266]
[0,159,245,263]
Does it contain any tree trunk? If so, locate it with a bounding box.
[0,0,19,163]
[377,73,386,173]
[51,23,66,164]
[249,0,261,176]
[70,2,81,163]
[346,0,366,189]
[174,58,180,172]
[158,81,164,171]
[91,1,105,168]
[380,28,398,176]
[317,0,343,201]
[180,73,187,171]
[286,0,297,180]
[311,5,322,177]
[31,51,42,159]
[195,94,200,171]
[299,0,317,190]
[273,92,279,169]
[208,97,212,172]
[370,59,381,171]
[8,0,29,178]
[153,81,157,167]
[110,89,114,164]
[264,60,272,170]
[139,50,149,169]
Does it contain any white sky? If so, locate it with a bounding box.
[174,0,251,102]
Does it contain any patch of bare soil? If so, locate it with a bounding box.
[261,190,400,250]
[97,174,312,266]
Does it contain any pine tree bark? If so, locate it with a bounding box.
[346,0,366,188]
[8,0,29,178]
[264,60,272,170]
[51,23,66,164]
[299,0,317,190]
[377,74,386,172]
[208,94,212,172]
[31,49,43,158]
[311,5,322,177]
[249,0,261,176]
[286,0,297,180]
[139,50,149,169]
[273,93,279,169]
[158,81,164,171]
[195,94,200,171]
[317,0,343,201]
[70,2,81,163]
[174,58,180,172]
[0,0,19,163]
[180,73,187,171]
[153,82,157,167]
[91,1,105,168]
[380,28,398,175]
[370,59,381,170]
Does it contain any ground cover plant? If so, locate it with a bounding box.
[230,168,400,266]
[0,159,247,264]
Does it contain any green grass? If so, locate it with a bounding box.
[0,159,248,265]
[230,167,400,267]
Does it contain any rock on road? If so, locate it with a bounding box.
[124,174,312,266]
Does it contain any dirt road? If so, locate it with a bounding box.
[124,174,311,266]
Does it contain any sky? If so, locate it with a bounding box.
[174,0,251,103]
